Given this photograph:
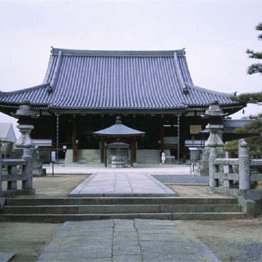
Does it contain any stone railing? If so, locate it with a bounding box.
[208,139,262,216]
[209,139,262,201]
[211,158,262,190]
[0,157,34,197]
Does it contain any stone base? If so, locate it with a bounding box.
[1,189,35,197]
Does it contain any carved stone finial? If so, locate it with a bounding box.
[240,139,248,148]
[116,116,122,124]
[14,102,39,118]
[203,100,225,118]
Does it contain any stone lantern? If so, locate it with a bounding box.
[202,100,225,150]
[198,101,226,176]
[15,101,39,155]
[14,102,39,191]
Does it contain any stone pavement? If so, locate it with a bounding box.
[38,219,220,262]
[70,173,175,197]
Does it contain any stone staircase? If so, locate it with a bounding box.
[0,197,246,222]
[136,150,160,164]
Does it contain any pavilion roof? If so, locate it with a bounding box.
[0,48,243,114]
[94,117,145,137]
[0,123,16,143]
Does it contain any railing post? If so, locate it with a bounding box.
[209,147,217,187]
[10,166,18,191]
[239,139,250,191]
[22,148,33,192]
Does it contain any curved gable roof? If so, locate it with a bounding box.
[0,48,241,113]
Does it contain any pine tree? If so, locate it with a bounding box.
[231,92,262,104]
[224,116,262,158]
[247,23,262,74]
[225,23,262,157]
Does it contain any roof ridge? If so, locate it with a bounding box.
[188,84,234,97]
[0,83,49,96]
[50,51,63,91]
[50,47,186,57]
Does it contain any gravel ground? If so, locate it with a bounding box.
[22,174,89,197]
[0,174,262,261]
[177,219,262,262]
[0,223,61,262]
[169,185,230,198]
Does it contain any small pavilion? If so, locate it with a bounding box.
[94,116,145,167]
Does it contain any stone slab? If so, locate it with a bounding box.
[38,219,221,262]
[69,173,175,197]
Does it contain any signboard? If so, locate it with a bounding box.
[190,125,202,135]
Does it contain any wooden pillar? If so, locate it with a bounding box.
[130,143,133,167]
[101,137,105,163]
[160,125,164,153]
[177,114,180,163]
[56,114,60,163]
[72,117,77,163]
[131,138,136,166]
[104,143,108,167]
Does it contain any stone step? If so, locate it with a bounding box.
[1,197,244,222]
[0,212,246,223]
[4,197,239,206]
[2,204,241,214]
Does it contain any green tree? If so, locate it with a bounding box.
[247,22,262,74]
[231,92,262,104]
[227,91,261,157]
[226,22,262,157]
[224,116,262,158]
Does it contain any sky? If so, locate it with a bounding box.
[0,0,261,137]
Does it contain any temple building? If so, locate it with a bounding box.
[0,48,243,164]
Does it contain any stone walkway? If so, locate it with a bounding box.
[38,165,220,261]
[70,173,175,197]
[38,219,220,262]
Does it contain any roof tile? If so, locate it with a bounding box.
[0,48,239,112]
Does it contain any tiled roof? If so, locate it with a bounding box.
[0,48,240,113]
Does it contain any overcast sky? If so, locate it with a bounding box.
[0,0,261,136]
